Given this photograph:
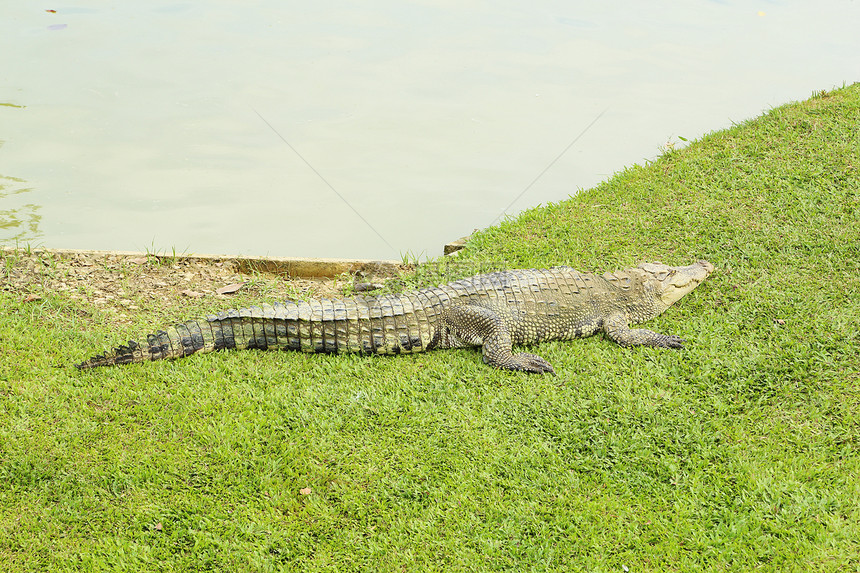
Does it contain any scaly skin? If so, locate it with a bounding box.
[76,260,714,374]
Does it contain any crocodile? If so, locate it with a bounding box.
[76,260,714,374]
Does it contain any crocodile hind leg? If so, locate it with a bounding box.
[431,304,556,374]
[603,314,685,348]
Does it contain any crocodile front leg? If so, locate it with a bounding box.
[603,313,685,348]
[430,304,556,374]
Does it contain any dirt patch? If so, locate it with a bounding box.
[1,249,401,326]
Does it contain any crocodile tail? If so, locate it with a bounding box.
[75,318,225,369]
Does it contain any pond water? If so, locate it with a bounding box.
[1,1,858,260]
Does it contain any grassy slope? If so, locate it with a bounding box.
[1,85,858,571]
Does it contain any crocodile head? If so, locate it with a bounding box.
[637,260,714,308]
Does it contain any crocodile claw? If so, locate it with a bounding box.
[505,352,557,375]
[661,335,685,348]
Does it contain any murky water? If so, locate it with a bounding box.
[1,1,858,260]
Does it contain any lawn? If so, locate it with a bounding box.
[1,84,858,571]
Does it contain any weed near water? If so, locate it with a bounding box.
[1,84,859,571]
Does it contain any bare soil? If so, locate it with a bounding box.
[1,249,360,326]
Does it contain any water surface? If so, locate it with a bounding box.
[1,1,858,259]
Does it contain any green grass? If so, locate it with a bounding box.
[2,84,859,571]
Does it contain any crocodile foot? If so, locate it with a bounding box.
[491,352,556,375]
[658,334,685,348]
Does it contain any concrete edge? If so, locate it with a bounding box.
[443,235,471,255]
[0,247,404,279]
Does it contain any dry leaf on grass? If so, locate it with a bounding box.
[216,282,245,295]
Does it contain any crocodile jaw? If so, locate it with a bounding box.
[638,260,714,308]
